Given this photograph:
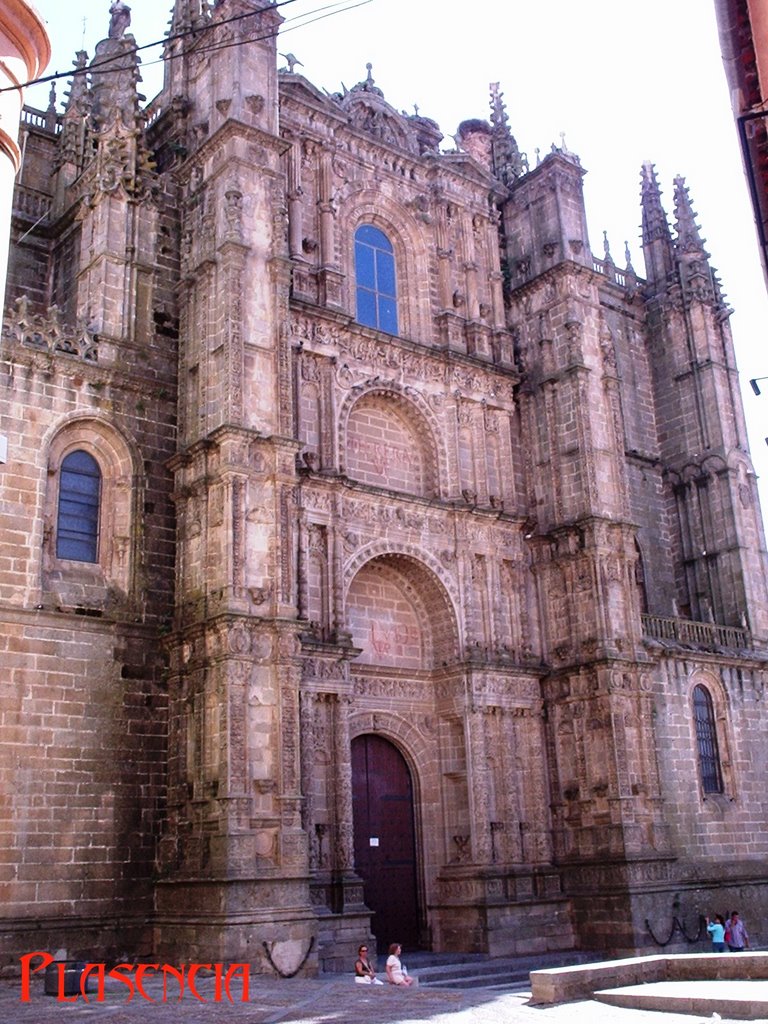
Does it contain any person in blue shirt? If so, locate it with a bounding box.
[706,914,727,952]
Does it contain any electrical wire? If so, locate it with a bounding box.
[138,0,372,74]
[20,0,304,91]
[1,0,368,95]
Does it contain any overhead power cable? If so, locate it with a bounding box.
[1,0,369,95]
[139,0,372,74]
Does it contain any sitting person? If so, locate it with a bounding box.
[354,944,383,984]
[385,943,414,986]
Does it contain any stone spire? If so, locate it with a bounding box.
[672,174,708,256]
[62,51,91,117]
[74,12,156,214]
[90,16,143,131]
[55,51,92,189]
[672,174,719,307]
[640,161,674,286]
[489,82,527,184]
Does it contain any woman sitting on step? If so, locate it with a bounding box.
[385,943,414,987]
[354,945,383,984]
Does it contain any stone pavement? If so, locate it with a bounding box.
[0,970,754,1024]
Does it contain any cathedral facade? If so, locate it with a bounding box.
[1,0,768,974]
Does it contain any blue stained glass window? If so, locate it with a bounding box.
[355,225,398,335]
[692,684,723,794]
[56,450,101,562]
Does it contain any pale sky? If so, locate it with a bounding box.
[26,0,768,519]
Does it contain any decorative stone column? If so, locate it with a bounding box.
[332,695,355,873]
[466,707,492,863]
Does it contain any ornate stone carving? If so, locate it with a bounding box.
[2,298,99,362]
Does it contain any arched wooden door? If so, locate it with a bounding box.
[351,734,420,951]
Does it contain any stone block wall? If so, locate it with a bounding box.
[0,611,166,965]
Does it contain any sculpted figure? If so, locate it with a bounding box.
[108,1,131,39]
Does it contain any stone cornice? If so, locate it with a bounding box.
[177,119,290,183]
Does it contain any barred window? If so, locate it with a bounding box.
[56,449,101,562]
[692,684,723,794]
[354,225,398,335]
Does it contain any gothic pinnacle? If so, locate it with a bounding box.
[640,162,672,246]
[488,82,526,183]
[673,174,708,256]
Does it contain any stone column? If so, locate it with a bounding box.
[466,707,492,863]
[286,135,304,259]
[318,148,335,268]
[435,201,454,311]
[299,690,319,868]
[332,695,355,872]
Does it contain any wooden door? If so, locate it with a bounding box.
[351,734,420,951]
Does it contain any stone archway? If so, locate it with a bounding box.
[345,551,459,669]
[344,552,460,953]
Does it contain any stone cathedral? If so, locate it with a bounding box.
[1,0,768,974]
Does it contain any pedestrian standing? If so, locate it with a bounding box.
[727,911,750,952]
[706,914,727,952]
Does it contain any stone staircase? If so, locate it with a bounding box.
[530,951,768,1020]
[406,950,603,992]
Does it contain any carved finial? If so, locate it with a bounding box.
[349,64,383,98]
[624,241,635,274]
[108,0,131,39]
[47,83,57,112]
[279,52,303,73]
[603,230,614,264]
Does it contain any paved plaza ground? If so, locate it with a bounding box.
[0,970,753,1024]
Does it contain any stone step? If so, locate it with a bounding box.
[415,951,601,990]
[594,980,768,1020]
[423,971,529,990]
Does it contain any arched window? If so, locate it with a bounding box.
[692,684,723,794]
[354,224,398,335]
[56,449,101,562]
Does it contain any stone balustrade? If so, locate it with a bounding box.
[641,613,752,650]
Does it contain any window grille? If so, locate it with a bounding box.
[56,449,101,562]
[692,684,723,794]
